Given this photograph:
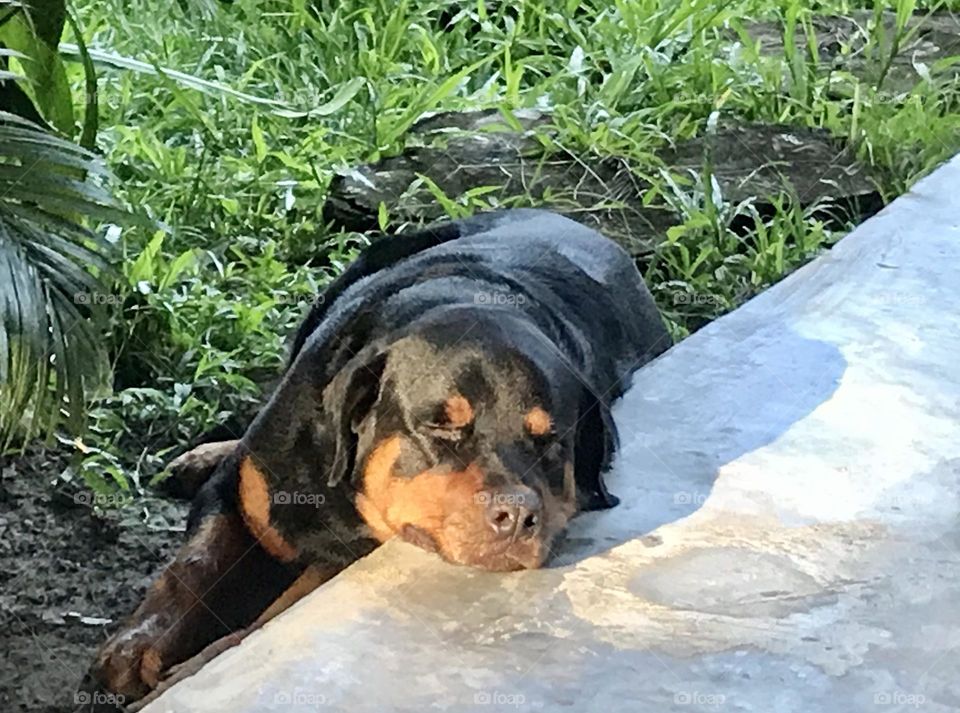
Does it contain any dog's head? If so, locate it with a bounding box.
[319,307,619,571]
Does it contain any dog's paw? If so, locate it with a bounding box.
[90,625,165,704]
[75,671,134,713]
[168,440,237,477]
[163,440,239,498]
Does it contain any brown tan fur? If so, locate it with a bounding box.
[238,456,298,562]
[127,566,332,713]
[254,565,331,624]
[93,514,264,701]
[165,439,240,497]
[524,406,553,436]
[444,394,474,427]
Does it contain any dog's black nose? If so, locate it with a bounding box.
[483,487,542,539]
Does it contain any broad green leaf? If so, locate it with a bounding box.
[21,0,66,47]
[0,14,74,135]
[158,249,200,291]
[273,77,366,118]
[127,231,164,286]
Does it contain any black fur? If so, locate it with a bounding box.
[200,209,671,566]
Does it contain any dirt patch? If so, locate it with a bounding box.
[0,449,186,712]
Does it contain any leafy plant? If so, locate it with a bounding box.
[0,112,124,448]
[0,0,101,142]
[0,0,74,133]
[0,0,132,448]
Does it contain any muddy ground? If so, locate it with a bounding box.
[0,450,186,712]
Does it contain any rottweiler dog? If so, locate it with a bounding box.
[85,209,670,706]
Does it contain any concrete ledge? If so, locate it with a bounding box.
[145,156,960,713]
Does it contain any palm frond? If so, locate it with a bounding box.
[0,110,122,450]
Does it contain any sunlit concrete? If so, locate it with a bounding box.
[144,155,960,713]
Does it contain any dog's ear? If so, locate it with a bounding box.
[321,347,387,488]
[574,386,620,511]
[236,339,388,560]
[241,338,387,498]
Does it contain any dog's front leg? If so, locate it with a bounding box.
[83,510,301,705]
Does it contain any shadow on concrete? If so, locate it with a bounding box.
[553,327,848,565]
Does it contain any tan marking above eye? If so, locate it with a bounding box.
[444,394,474,428]
[524,406,553,436]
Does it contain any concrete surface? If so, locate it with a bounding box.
[145,155,960,713]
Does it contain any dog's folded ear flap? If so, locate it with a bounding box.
[241,339,386,498]
[574,386,620,511]
[320,346,387,488]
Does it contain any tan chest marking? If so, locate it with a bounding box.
[238,456,298,562]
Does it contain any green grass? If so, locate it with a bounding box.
[54,0,960,496]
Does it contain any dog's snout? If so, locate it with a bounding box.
[483,486,543,539]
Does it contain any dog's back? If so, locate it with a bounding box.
[298,209,669,394]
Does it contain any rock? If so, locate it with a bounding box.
[660,122,875,207]
[324,110,877,254]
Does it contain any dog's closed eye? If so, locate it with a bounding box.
[421,422,466,442]
[417,394,476,441]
